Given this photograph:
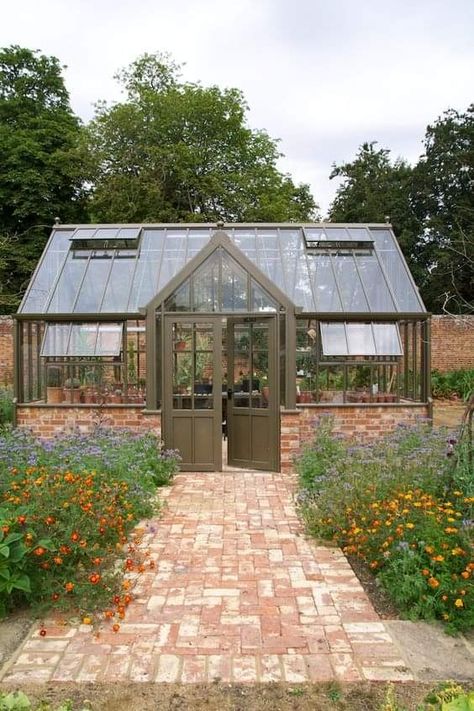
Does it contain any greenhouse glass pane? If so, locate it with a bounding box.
[72,228,96,239]
[130,255,162,310]
[346,323,376,355]
[141,229,166,252]
[117,227,141,240]
[308,254,342,311]
[251,281,278,312]
[221,252,248,311]
[74,258,112,312]
[279,229,302,300]
[320,322,348,355]
[41,323,71,356]
[303,227,325,242]
[48,256,88,312]
[371,229,424,312]
[187,230,210,258]
[93,228,120,240]
[255,230,285,288]
[357,255,396,311]
[347,228,373,241]
[21,231,72,313]
[332,255,369,311]
[165,280,191,311]
[192,250,219,312]
[322,227,350,240]
[101,258,136,312]
[96,323,122,356]
[373,323,402,355]
[69,323,98,355]
[231,230,257,262]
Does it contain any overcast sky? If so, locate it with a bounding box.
[2,0,473,215]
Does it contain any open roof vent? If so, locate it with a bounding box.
[70,227,141,253]
[303,226,374,251]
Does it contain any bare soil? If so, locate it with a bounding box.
[0,681,435,711]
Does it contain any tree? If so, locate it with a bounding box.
[412,106,474,313]
[86,53,317,223]
[0,45,87,312]
[328,142,424,286]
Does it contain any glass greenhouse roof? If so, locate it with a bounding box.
[19,224,426,315]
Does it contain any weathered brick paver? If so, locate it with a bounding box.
[0,471,412,683]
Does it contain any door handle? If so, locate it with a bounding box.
[227,388,233,400]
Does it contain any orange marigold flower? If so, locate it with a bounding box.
[461,571,470,579]
[428,577,440,588]
[45,516,55,525]
[89,573,101,585]
[65,582,74,593]
[112,623,120,633]
[104,610,114,619]
[444,527,457,534]
[33,547,46,556]
[60,545,71,555]
[92,557,102,566]
[51,592,60,601]
[424,546,434,554]
[432,555,444,562]
[70,531,80,542]
[454,598,464,608]
[53,557,63,566]
[17,515,27,525]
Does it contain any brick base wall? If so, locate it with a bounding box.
[280,404,430,473]
[0,316,13,386]
[431,315,474,372]
[16,406,161,439]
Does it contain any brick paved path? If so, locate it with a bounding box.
[1,471,412,683]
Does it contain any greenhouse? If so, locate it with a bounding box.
[14,223,430,472]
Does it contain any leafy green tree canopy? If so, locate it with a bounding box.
[87,52,317,223]
[413,106,474,313]
[0,45,87,312]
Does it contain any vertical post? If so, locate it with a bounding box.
[145,308,157,410]
[285,309,296,409]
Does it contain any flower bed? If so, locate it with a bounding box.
[0,426,180,622]
[297,416,474,633]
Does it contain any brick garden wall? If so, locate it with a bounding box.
[280,404,430,473]
[16,405,161,439]
[431,315,474,372]
[0,316,13,386]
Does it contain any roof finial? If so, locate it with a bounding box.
[384,215,390,224]
[54,216,61,225]
[216,220,225,229]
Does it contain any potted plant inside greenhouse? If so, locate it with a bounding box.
[63,377,82,404]
[46,366,63,404]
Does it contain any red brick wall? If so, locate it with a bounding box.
[280,404,430,473]
[16,405,161,439]
[0,316,13,386]
[431,316,474,372]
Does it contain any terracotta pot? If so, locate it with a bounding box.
[47,387,64,404]
[63,388,82,404]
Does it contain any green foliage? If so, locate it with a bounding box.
[0,427,180,618]
[297,418,474,633]
[0,692,90,711]
[86,52,318,223]
[0,385,13,425]
[328,104,474,314]
[0,45,89,312]
[431,369,474,401]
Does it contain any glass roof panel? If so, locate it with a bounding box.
[357,254,396,311]
[307,254,343,311]
[73,257,112,312]
[192,250,219,312]
[96,323,123,356]
[48,256,88,313]
[332,254,369,311]
[20,230,72,313]
[370,229,424,312]
[21,224,425,315]
[221,251,248,311]
[101,258,136,312]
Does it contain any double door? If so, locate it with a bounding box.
[163,315,278,471]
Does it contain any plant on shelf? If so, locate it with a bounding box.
[63,376,82,404]
[46,366,63,404]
